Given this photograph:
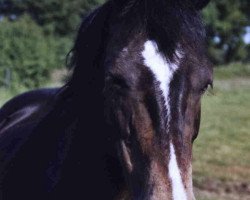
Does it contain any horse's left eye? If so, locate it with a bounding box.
[200,82,213,94]
[201,84,208,94]
[106,74,129,89]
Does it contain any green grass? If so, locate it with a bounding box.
[193,67,250,200]
[193,80,250,181]
[214,63,250,80]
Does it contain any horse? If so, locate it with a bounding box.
[0,0,213,199]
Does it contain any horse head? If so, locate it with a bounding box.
[101,0,213,199]
[0,0,213,199]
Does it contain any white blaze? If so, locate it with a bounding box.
[169,143,187,200]
[142,40,187,200]
[142,40,179,123]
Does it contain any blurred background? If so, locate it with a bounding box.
[0,0,249,199]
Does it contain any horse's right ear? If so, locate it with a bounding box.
[194,0,210,10]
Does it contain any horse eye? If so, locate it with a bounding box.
[106,74,130,89]
[201,84,208,94]
[201,82,213,94]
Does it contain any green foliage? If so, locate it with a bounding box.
[0,0,107,89]
[3,0,248,65]
[193,77,250,183]
[0,0,105,36]
[203,0,249,64]
[0,15,71,89]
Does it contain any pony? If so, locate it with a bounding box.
[0,0,213,199]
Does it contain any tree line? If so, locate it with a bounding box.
[204,0,250,64]
[0,0,249,89]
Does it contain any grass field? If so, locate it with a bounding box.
[194,64,250,200]
[0,65,249,199]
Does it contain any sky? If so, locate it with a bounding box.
[244,27,250,44]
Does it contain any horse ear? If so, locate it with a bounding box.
[194,0,210,10]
